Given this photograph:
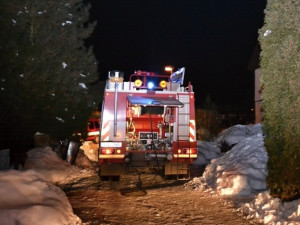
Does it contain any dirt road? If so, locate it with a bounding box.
[62,169,261,225]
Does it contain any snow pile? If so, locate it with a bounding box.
[238,191,300,225]
[0,146,96,225]
[194,124,263,167]
[80,141,98,162]
[24,146,94,185]
[187,124,300,224]
[0,170,82,225]
[193,141,220,166]
[217,124,262,147]
[189,124,267,196]
[205,132,268,196]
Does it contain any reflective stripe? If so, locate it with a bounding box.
[99,154,125,159]
[174,154,197,158]
[189,120,196,142]
[88,131,99,136]
[101,120,110,141]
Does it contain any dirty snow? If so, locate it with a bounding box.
[188,124,300,224]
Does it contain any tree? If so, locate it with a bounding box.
[196,94,220,141]
[259,0,300,201]
[0,0,98,146]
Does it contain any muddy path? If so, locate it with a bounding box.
[61,167,261,225]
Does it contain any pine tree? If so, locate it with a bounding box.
[259,0,300,200]
[0,0,98,144]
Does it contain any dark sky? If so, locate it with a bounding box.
[88,0,266,112]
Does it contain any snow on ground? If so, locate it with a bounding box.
[193,140,220,166]
[80,141,98,162]
[0,146,95,225]
[188,124,300,224]
[1,124,300,225]
[239,191,300,224]
[24,146,94,185]
[0,169,82,225]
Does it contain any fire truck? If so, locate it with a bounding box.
[98,68,197,180]
[86,118,100,143]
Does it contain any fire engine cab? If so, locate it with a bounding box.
[98,68,197,180]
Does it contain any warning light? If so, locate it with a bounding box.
[134,79,143,87]
[159,80,167,88]
[147,81,155,89]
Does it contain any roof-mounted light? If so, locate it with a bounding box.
[147,81,155,89]
[159,80,167,89]
[134,79,143,87]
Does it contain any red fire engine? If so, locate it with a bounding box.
[98,68,197,180]
[86,118,100,143]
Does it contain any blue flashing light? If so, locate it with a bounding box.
[147,81,155,89]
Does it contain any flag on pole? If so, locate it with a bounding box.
[170,67,185,85]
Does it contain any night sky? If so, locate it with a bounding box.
[87,0,266,112]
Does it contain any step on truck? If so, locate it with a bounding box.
[98,68,198,180]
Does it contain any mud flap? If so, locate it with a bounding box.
[164,162,189,175]
[100,164,125,176]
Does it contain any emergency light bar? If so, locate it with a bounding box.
[130,71,170,90]
[134,79,168,90]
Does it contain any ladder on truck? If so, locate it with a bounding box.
[176,93,191,180]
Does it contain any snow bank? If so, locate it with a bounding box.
[217,124,262,147]
[0,146,96,225]
[208,132,267,196]
[194,124,262,167]
[189,124,267,197]
[194,141,220,166]
[187,124,300,224]
[238,191,300,225]
[0,170,82,225]
[24,146,94,185]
